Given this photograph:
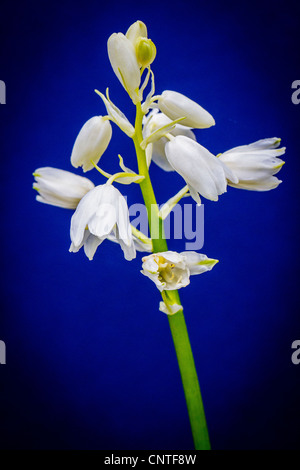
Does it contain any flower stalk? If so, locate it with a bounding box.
[133,101,211,450]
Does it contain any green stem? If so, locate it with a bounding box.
[133,102,211,450]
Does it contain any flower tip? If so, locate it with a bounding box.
[274,160,285,170]
[273,137,281,146]
[202,258,219,268]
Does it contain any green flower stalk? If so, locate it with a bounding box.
[32,19,286,450]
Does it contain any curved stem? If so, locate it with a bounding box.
[133,102,211,450]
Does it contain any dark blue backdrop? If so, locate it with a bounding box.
[0,0,299,450]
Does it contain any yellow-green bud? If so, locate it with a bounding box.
[135,37,156,67]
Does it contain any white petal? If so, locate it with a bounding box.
[152,138,175,171]
[181,252,219,275]
[222,138,282,154]
[69,228,90,253]
[165,136,228,202]
[141,267,165,291]
[88,204,117,239]
[116,193,133,246]
[115,233,136,261]
[161,251,185,265]
[84,233,105,260]
[70,186,105,247]
[228,176,282,191]
[187,184,201,205]
[107,33,141,103]
[159,302,183,315]
[126,20,148,44]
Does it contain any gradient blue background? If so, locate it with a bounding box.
[0,0,299,450]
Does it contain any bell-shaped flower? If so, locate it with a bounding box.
[165,135,238,204]
[157,90,215,129]
[218,138,285,191]
[33,167,95,209]
[69,184,136,261]
[141,251,218,292]
[71,116,112,172]
[107,32,141,103]
[143,110,196,172]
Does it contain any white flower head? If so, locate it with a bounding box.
[141,251,218,292]
[33,167,95,209]
[143,110,196,172]
[219,138,285,191]
[70,184,136,261]
[107,32,141,103]
[71,116,112,172]
[157,90,215,129]
[165,135,238,204]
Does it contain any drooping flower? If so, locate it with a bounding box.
[143,110,196,171]
[165,135,238,204]
[107,32,141,103]
[141,251,218,292]
[71,116,112,172]
[70,184,136,261]
[157,90,215,129]
[218,138,285,191]
[33,167,95,209]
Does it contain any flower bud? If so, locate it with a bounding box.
[33,167,95,209]
[71,116,112,172]
[165,136,237,203]
[158,90,215,129]
[135,37,156,67]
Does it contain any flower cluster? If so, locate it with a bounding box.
[33,20,285,315]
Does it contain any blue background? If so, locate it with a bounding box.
[0,0,299,450]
